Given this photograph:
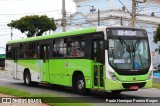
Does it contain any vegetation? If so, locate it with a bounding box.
[153,24,160,43]
[0,86,90,106]
[7,15,57,37]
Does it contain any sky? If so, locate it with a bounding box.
[0,0,76,54]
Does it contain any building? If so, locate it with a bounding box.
[55,0,160,65]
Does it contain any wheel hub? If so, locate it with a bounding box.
[78,80,84,90]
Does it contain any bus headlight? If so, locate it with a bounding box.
[148,71,152,80]
[108,71,119,81]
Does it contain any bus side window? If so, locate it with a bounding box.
[67,39,85,58]
[28,42,39,58]
[53,38,67,57]
[19,43,28,58]
[6,45,13,59]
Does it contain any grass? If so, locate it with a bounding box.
[153,81,160,89]
[0,86,91,106]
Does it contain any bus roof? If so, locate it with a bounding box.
[7,27,97,44]
[7,26,146,45]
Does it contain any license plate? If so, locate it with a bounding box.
[130,86,139,90]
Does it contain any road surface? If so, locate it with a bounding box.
[0,70,160,106]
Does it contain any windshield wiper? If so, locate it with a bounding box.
[118,37,142,69]
[134,39,141,51]
[118,37,131,53]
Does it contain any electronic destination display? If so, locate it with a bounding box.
[107,28,147,37]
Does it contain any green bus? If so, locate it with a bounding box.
[5,26,152,95]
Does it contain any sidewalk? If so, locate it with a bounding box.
[0,93,49,106]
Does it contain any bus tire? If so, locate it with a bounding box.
[32,82,39,86]
[24,71,32,86]
[75,75,88,95]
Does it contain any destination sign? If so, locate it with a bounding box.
[108,29,146,37]
[117,30,136,36]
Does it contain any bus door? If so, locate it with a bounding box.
[40,45,49,82]
[13,47,18,79]
[93,40,104,88]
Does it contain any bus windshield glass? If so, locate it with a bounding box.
[108,37,150,70]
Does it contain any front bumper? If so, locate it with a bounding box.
[104,78,152,91]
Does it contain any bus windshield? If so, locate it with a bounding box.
[108,37,150,69]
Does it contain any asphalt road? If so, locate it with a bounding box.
[0,70,160,106]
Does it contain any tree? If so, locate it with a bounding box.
[8,15,57,37]
[154,24,160,43]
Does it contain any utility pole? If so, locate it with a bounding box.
[11,28,13,40]
[120,17,123,26]
[62,0,66,32]
[132,0,136,27]
[98,9,100,26]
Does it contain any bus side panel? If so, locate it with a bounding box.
[6,60,14,79]
[48,59,93,88]
[48,59,69,86]
[17,60,41,82]
[67,59,93,88]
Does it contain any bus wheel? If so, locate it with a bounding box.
[24,71,32,86]
[76,75,88,95]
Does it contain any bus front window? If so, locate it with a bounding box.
[108,38,150,69]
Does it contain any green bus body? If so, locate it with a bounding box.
[5,26,152,94]
[7,28,96,44]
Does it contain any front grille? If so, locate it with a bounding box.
[116,70,148,75]
[122,82,146,89]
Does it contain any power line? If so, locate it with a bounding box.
[0,33,10,36]
[0,10,61,16]
[119,0,132,15]
[136,1,151,14]
[0,0,25,2]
